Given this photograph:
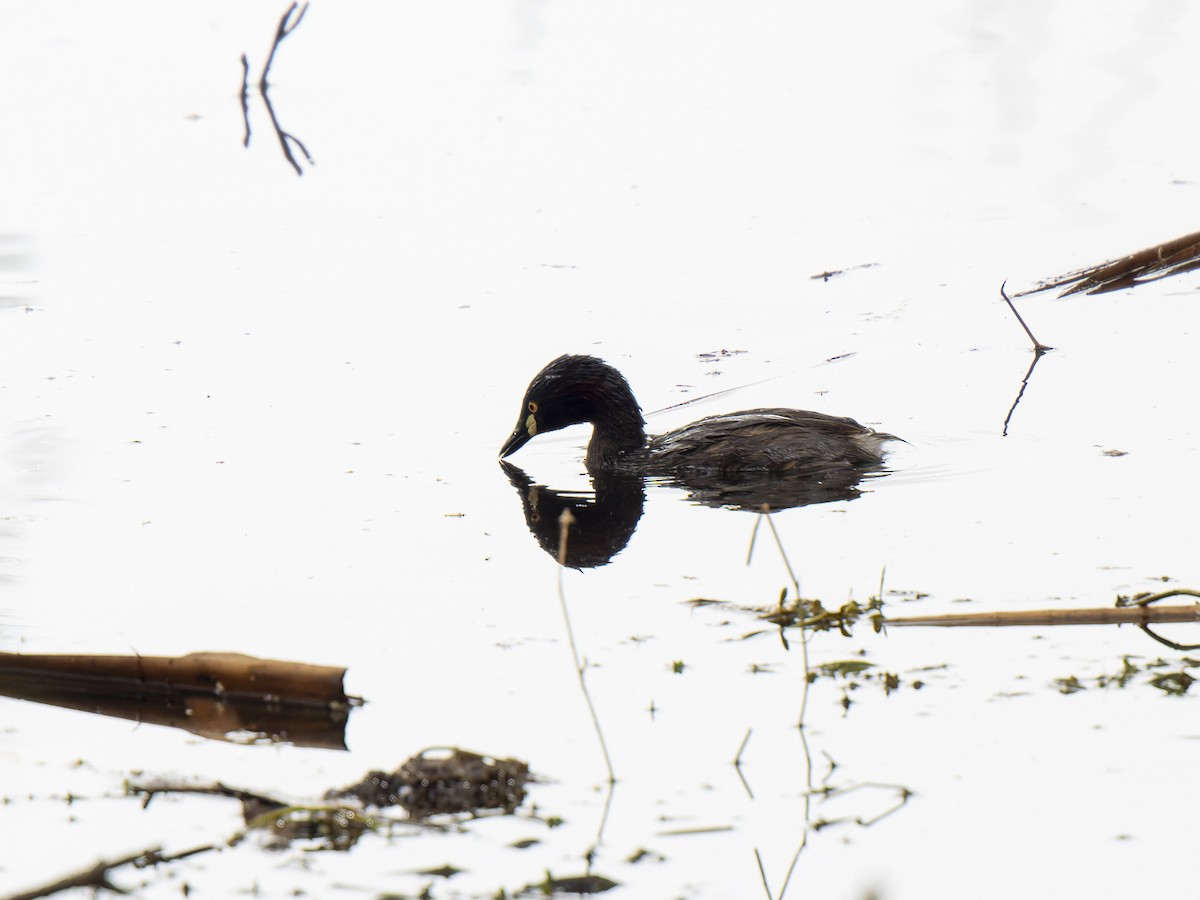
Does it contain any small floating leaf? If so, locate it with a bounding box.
[1148,672,1194,696]
[1055,676,1085,694]
[818,660,875,678]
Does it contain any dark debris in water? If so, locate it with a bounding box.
[757,591,885,639]
[517,873,619,896]
[327,747,531,819]
[810,262,879,282]
[124,747,532,863]
[250,805,377,852]
[414,864,464,879]
[695,349,747,360]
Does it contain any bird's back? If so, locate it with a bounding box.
[648,408,897,474]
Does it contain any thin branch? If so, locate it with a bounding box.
[241,2,314,176]
[754,848,773,900]
[1001,347,1047,437]
[239,54,251,147]
[556,509,616,784]
[4,846,214,900]
[747,504,801,598]
[746,513,763,565]
[999,281,1052,353]
[733,727,753,766]
[260,87,313,176]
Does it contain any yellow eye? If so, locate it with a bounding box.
[528,401,539,413]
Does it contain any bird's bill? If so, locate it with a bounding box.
[500,424,532,458]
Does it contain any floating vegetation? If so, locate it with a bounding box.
[244,804,379,852]
[805,660,919,709]
[1055,656,1198,697]
[816,660,875,678]
[759,591,885,639]
[1055,676,1085,695]
[1148,671,1196,695]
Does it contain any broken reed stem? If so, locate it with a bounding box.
[557,509,616,784]
[748,504,800,596]
[774,723,817,900]
[763,511,800,598]
[746,513,763,565]
[754,847,773,900]
[733,727,752,766]
[747,507,814,731]
[758,509,813,727]
[1017,228,1200,297]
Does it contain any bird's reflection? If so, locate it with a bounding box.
[501,459,889,568]
[654,460,887,512]
[501,461,645,568]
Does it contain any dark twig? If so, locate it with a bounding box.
[131,779,281,811]
[4,846,214,900]
[1001,348,1047,437]
[259,2,309,92]
[260,88,314,176]
[239,54,251,147]
[1139,623,1200,652]
[999,281,1052,353]
[1125,588,1200,651]
[240,3,314,176]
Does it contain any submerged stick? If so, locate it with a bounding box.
[883,604,1198,628]
[0,651,358,748]
[0,651,352,707]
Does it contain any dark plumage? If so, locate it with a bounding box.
[499,355,899,476]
